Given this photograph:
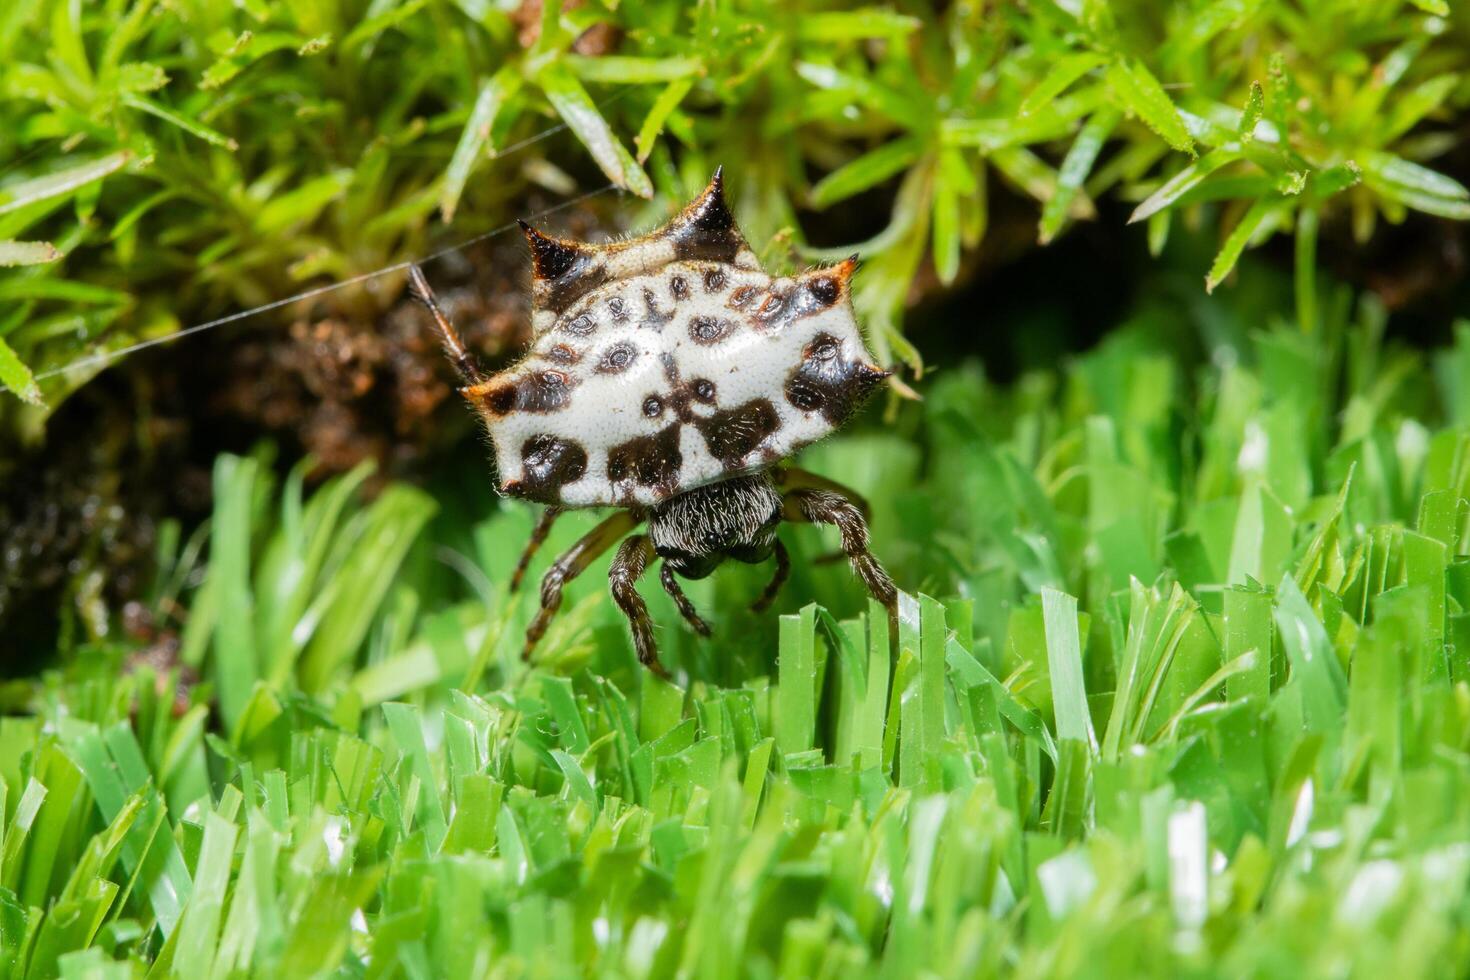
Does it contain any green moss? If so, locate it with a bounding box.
[2,0,1467,418]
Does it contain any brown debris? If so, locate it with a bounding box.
[512,0,621,55]
[214,239,534,482]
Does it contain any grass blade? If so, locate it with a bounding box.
[440,68,521,222]
[1105,58,1194,155]
[0,335,43,405]
[537,62,653,198]
[0,151,132,217]
[0,240,61,266]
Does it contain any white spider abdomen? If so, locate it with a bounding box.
[464,172,887,508]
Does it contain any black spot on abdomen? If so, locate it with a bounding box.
[807,276,839,307]
[607,424,683,491]
[688,315,735,344]
[695,398,780,468]
[562,312,598,337]
[535,262,610,317]
[544,343,582,365]
[514,435,588,502]
[596,341,639,374]
[478,370,576,416]
[783,333,887,425]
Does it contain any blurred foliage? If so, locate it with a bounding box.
[8,261,1470,973]
[1,0,1468,436]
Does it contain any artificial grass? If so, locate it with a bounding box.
[7,274,1470,977]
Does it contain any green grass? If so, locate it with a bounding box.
[7,265,1470,977]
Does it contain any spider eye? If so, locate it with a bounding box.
[692,379,716,403]
[642,395,663,417]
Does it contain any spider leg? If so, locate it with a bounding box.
[610,536,668,676]
[774,466,873,521]
[750,539,790,613]
[775,467,871,564]
[523,511,640,662]
[660,563,712,636]
[783,488,897,610]
[510,507,562,593]
[407,265,487,385]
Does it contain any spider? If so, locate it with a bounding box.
[409,169,896,676]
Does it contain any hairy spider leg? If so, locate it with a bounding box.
[510,507,562,593]
[407,264,486,385]
[524,510,641,661]
[660,562,712,636]
[782,488,897,610]
[774,466,874,520]
[775,467,872,564]
[611,536,667,676]
[750,539,790,613]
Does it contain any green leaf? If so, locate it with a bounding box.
[809,137,923,209]
[1040,106,1119,244]
[1020,52,1107,118]
[1238,81,1265,140]
[931,154,961,285]
[0,151,132,217]
[537,63,653,198]
[1105,58,1194,155]
[0,240,61,266]
[1042,588,1094,749]
[1384,74,1458,142]
[635,77,693,163]
[115,61,169,94]
[121,94,238,150]
[775,605,818,757]
[795,8,921,40]
[1205,198,1279,292]
[1309,163,1362,200]
[1224,587,1273,701]
[173,813,238,976]
[440,68,521,222]
[253,170,353,235]
[1408,0,1449,16]
[209,455,260,730]
[991,146,1091,218]
[1360,151,1470,218]
[200,32,308,90]
[384,702,448,850]
[0,335,43,405]
[562,55,702,84]
[1273,575,1348,731]
[341,0,429,49]
[298,485,436,693]
[1129,147,1241,223]
[0,277,128,305]
[1360,150,1468,202]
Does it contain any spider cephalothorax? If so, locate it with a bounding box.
[410,169,896,675]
